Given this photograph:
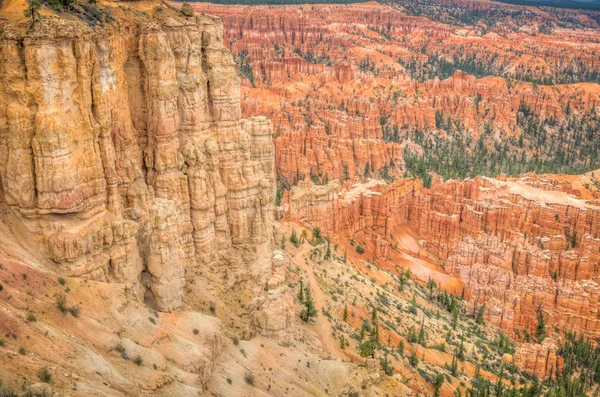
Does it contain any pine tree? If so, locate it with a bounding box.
[433,373,444,397]
[476,303,485,324]
[358,333,378,358]
[343,305,348,322]
[536,310,546,342]
[24,0,41,24]
[380,353,394,376]
[300,286,317,322]
[339,335,346,349]
[457,333,465,361]
[450,353,458,377]
[427,277,437,299]
[298,280,304,302]
[418,318,426,345]
[343,165,349,181]
[452,306,459,330]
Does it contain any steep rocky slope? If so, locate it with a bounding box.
[281,173,600,349]
[0,0,296,394]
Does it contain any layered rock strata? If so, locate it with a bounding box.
[191,2,600,186]
[282,175,600,341]
[0,8,283,321]
[513,339,564,379]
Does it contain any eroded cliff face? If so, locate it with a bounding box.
[282,174,600,346]
[0,7,283,320]
[425,177,600,341]
[189,2,600,186]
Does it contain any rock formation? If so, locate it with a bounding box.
[514,339,564,379]
[190,2,600,186]
[281,174,600,341]
[0,5,287,325]
[253,250,295,344]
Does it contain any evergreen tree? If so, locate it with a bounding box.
[380,353,394,376]
[418,318,426,345]
[433,373,444,397]
[457,333,465,361]
[358,334,378,358]
[476,303,486,324]
[300,286,317,322]
[24,0,41,24]
[339,335,346,349]
[452,306,459,330]
[536,310,546,342]
[298,280,304,302]
[398,339,405,357]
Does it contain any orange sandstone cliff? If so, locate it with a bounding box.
[282,173,600,346]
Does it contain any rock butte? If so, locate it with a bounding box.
[0,0,292,338]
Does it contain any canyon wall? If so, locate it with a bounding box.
[282,174,600,342]
[0,6,288,332]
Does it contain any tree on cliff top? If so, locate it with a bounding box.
[24,0,41,24]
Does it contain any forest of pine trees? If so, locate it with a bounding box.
[389,104,600,187]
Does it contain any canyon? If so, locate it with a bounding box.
[191,0,600,390]
[281,173,600,341]
[0,0,600,396]
[192,1,600,185]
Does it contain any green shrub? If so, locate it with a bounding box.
[355,246,365,255]
[114,344,126,354]
[38,368,52,383]
[26,312,37,322]
[68,305,80,318]
[244,373,255,386]
[56,294,67,313]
